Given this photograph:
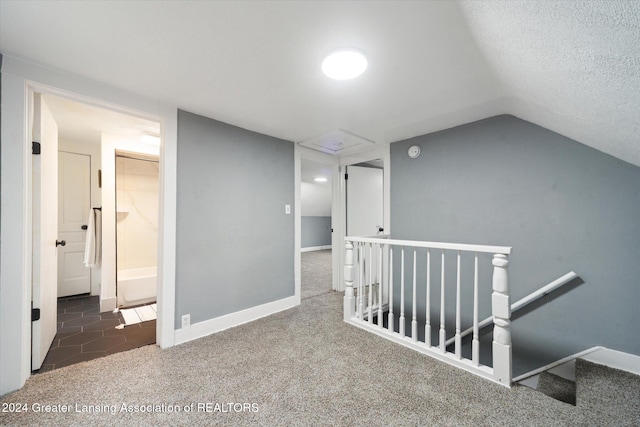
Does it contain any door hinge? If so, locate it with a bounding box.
[345,173,348,180]
[32,142,41,155]
[31,308,41,322]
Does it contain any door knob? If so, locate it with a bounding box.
[56,240,66,247]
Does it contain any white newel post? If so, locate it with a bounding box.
[491,253,512,386]
[344,240,356,321]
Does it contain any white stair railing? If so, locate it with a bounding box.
[444,271,578,348]
[343,236,513,387]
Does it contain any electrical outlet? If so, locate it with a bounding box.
[181,314,190,329]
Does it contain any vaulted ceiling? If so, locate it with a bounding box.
[1,1,638,165]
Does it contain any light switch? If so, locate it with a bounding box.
[285,205,291,214]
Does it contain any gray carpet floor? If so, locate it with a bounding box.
[1,250,638,426]
[301,249,333,301]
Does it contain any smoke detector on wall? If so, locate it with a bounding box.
[408,145,421,158]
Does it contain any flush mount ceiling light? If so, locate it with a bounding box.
[322,49,368,80]
[314,177,328,183]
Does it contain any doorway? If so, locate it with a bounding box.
[300,158,335,300]
[58,151,92,297]
[345,160,384,237]
[31,91,162,373]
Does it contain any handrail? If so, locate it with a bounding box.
[345,236,511,255]
[445,271,578,347]
[343,237,513,386]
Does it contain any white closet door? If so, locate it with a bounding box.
[58,151,92,297]
[346,165,383,237]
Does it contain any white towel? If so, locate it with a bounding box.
[83,208,102,267]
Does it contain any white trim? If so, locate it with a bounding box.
[337,143,391,292]
[294,146,302,306]
[296,146,340,291]
[157,108,177,349]
[100,133,160,313]
[581,347,640,376]
[514,346,640,383]
[174,296,298,345]
[331,163,341,291]
[445,271,578,347]
[301,245,332,253]
[346,236,511,255]
[0,56,178,395]
[100,297,117,313]
[0,70,32,395]
[346,317,509,388]
[513,346,604,382]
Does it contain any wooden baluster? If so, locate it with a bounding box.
[378,243,383,328]
[439,250,446,353]
[455,251,462,359]
[492,253,512,385]
[411,248,418,342]
[472,253,479,366]
[388,247,394,333]
[425,248,431,347]
[343,240,355,321]
[368,243,373,324]
[399,246,405,337]
[358,243,365,320]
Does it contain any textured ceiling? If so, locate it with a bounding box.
[458,1,640,166]
[1,1,638,165]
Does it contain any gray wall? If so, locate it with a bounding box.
[301,216,331,248]
[176,110,294,328]
[390,115,640,375]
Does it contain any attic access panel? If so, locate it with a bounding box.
[298,129,374,155]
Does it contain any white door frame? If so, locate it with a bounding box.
[337,145,391,291]
[0,56,177,395]
[293,143,390,294]
[295,146,341,291]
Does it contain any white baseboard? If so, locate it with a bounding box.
[514,346,640,383]
[301,245,332,253]
[174,295,299,345]
[582,347,640,376]
[100,297,116,313]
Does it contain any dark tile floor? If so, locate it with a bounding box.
[35,295,156,373]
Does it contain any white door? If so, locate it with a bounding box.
[58,151,92,297]
[345,164,387,305]
[32,94,59,371]
[346,165,384,236]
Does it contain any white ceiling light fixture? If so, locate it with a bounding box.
[322,49,368,80]
[314,177,328,183]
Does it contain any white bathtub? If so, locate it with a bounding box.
[117,266,157,308]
